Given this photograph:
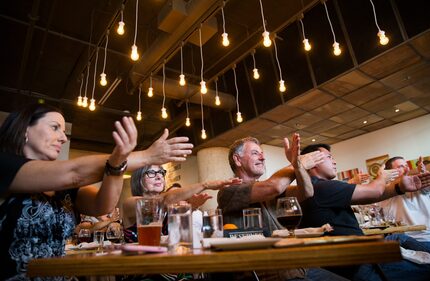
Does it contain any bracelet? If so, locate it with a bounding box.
[395,183,405,195]
[104,160,128,176]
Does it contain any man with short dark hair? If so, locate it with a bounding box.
[299,143,430,281]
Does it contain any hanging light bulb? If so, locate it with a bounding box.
[147,87,153,97]
[279,80,286,92]
[201,129,207,139]
[161,107,168,119]
[136,111,142,121]
[100,73,107,86]
[236,112,243,123]
[117,5,125,35]
[253,68,260,79]
[185,117,191,127]
[200,80,207,94]
[131,44,139,61]
[215,95,221,106]
[89,98,96,111]
[117,21,125,35]
[77,96,83,106]
[179,74,186,86]
[303,38,312,51]
[333,42,341,56]
[377,30,389,45]
[262,31,272,47]
[82,96,88,107]
[222,32,230,47]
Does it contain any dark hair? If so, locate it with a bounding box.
[0,103,63,155]
[301,143,331,155]
[385,156,404,169]
[228,137,260,173]
[130,165,166,196]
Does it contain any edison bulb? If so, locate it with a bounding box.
[253,68,260,79]
[333,42,341,56]
[100,73,107,86]
[77,96,83,106]
[136,111,142,121]
[89,98,96,111]
[130,44,139,61]
[185,117,191,127]
[161,107,168,119]
[303,38,311,51]
[236,112,243,123]
[222,32,230,47]
[279,80,286,92]
[262,31,271,47]
[148,87,153,97]
[117,21,125,35]
[215,96,221,106]
[377,30,389,45]
[201,129,207,139]
[200,80,207,94]
[179,74,186,86]
[82,96,88,108]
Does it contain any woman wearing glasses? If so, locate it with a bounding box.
[122,164,240,240]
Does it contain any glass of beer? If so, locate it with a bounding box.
[276,197,302,237]
[136,196,164,246]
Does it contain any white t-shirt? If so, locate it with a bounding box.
[379,187,430,241]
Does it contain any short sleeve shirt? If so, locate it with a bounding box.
[300,176,363,236]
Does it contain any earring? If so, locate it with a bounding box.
[25,136,29,143]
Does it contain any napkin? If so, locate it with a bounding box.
[66,241,112,250]
[400,247,430,264]
[272,224,333,237]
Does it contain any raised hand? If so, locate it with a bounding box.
[284,133,300,168]
[400,172,430,192]
[187,193,212,209]
[417,156,427,174]
[203,178,242,190]
[298,151,325,170]
[109,117,138,166]
[145,128,194,164]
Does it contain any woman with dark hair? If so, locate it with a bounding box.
[0,103,193,280]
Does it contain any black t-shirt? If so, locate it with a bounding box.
[300,176,363,236]
[0,151,31,195]
[0,152,78,280]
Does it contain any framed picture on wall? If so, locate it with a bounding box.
[366,154,389,179]
[337,168,360,182]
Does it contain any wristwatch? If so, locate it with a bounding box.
[104,160,128,176]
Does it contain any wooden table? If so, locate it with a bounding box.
[362,224,427,236]
[28,239,401,277]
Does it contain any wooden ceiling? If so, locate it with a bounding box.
[0,0,429,153]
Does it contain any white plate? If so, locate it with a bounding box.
[294,231,324,238]
[208,237,281,251]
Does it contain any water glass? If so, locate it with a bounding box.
[243,208,263,230]
[136,195,164,246]
[93,230,105,253]
[168,202,193,254]
[202,209,224,238]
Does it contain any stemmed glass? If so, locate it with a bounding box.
[78,229,92,244]
[276,197,303,237]
[106,222,123,244]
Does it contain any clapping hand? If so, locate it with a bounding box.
[284,133,300,168]
[109,117,138,166]
[400,172,430,193]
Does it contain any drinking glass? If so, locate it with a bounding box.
[136,195,164,246]
[93,230,105,253]
[168,201,193,254]
[243,208,263,230]
[106,222,123,244]
[276,197,302,236]
[78,228,91,244]
[202,209,224,238]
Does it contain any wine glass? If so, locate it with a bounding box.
[106,222,123,244]
[78,228,92,244]
[276,197,302,237]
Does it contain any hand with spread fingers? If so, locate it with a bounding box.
[144,128,194,164]
[284,133,300,168]
[399,172,430,193]
[108,117,138,167]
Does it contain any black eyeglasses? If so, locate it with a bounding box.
[145,169,166,178]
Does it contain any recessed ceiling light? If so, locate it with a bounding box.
[363,120,368,124]
[395,108,400,112]
[311,138,316,142]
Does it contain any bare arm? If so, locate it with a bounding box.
[9,128,193,193]
[76,117,137,216]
